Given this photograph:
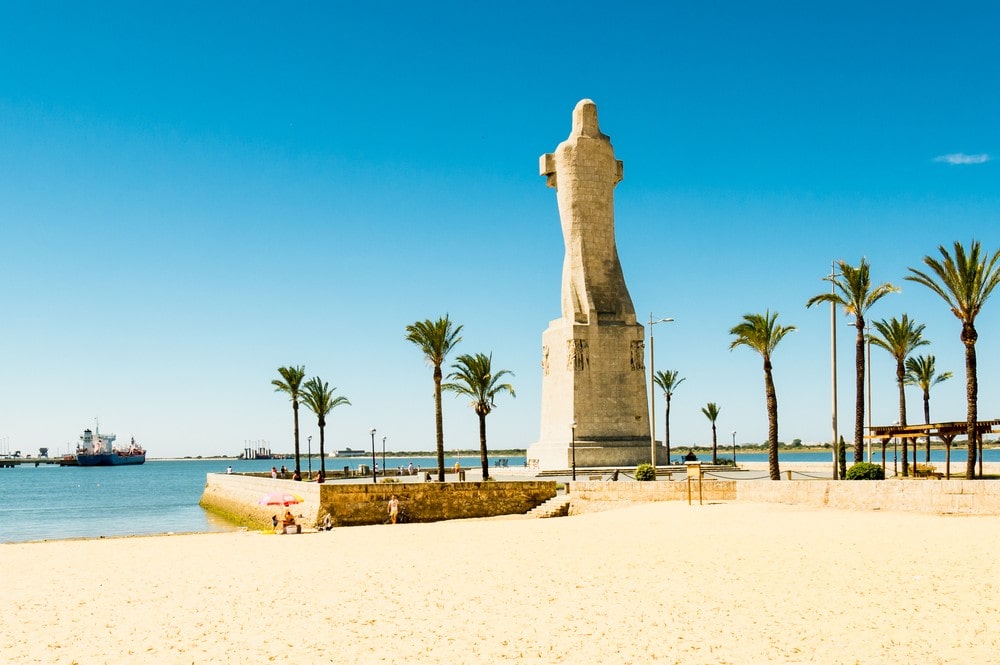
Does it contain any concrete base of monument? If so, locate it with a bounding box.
[527,438,666,470]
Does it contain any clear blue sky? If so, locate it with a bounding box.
[1,2,998,457]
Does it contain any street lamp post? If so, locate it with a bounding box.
[382,436,386,476]
[370,428,377,484]
[648,313,674,470]
[830,261,839,480]
[571,421,577,481]
[732,430,737,465]
[866,324,872,463]
[307,435,312,479]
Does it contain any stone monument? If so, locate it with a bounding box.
[526,99,659,470]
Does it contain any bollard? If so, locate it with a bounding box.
[786,469,793,480]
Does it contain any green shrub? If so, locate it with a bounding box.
[845,462,884,480]
[635,463,655,481]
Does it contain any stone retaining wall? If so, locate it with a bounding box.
[568,478,1000,515]
[199,475,321,530]
[200,474,557,529]
[735,478,1000,515]
[569,479,737,504]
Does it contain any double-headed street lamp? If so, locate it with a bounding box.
[648,314,675,469]
[370,427,377,484]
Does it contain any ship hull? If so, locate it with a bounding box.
[75,453,146,466]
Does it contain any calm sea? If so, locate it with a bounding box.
[0,455,524,544]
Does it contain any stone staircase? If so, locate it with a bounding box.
[526,494,572,518]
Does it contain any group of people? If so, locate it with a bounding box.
[269,465,323,482]
[271,510,298,534]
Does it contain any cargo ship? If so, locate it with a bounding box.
[76,428,146,466]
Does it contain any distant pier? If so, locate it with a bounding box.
[0,456,78,468]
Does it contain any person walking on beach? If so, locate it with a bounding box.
[271,467,278,480]
[388,495,400,524]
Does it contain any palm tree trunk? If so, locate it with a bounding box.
[711,423,718,464]
[962,324,978,479]
[764,358,780,480]
[292,401,301,477]
[923,389,931,463]
[478,412,489,481]
[318,421,326,477]
[897,359,908,476]
[665,397,671,464]
[433,364,446,482]
[854,318,866,463]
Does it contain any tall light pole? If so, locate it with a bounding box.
[648,314,674,470]
[369,427,377,484]
[307,435,312,479]
[382,436,386,476]
[866,323,872,462]
[830,261,840,480]
[571,420,577,481]
[732,430,737,465]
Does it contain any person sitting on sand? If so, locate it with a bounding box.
[271,515,279,531]
[387,495,400,524]
[292,469,301,481]
[282,510,296,528]
[315,470,325,483]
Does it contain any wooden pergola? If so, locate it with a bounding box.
[866,419,1000,479]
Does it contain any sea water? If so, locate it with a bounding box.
[0,455,525,544]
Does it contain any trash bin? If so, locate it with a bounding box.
[458,470,466,481]
[344,466,350,477]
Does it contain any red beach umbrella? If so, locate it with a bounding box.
[259,491,304,506]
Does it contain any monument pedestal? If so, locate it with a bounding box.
[528,317,660,469]
[527,438,664,470]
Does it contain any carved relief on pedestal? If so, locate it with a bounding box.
[541,345,550,376]
[566,339,589,371]
[630,340,645,371]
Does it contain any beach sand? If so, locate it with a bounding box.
[3,501,998,664]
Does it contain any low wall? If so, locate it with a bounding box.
[569,480,737,508]
[200,474,557,529]
[568,478,1000,515]
[735,479,1000,515]
[199,475,322,530]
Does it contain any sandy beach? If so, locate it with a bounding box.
[4,500,998,664]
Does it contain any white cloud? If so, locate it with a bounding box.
[933,153,991,165]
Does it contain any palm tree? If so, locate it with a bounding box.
[653,370,685,464]
[730,310,796,480]
[701,402,721,464]
[443,352,515,481]
[906,240,1000,478]
[300,377,351,479]
[405,315,463,482]
[272,365,306,477]
[807,258,898,462]
[904,355,953,465]
[870,315,928,476]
